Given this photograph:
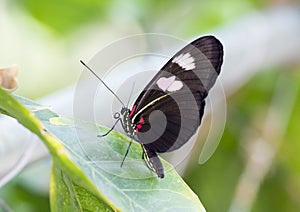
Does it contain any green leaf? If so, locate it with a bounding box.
[0,87,205,212]
[50,165,113,212]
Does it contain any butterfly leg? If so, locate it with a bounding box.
[120,136,133,167]
[142,151,145,160]
[97,118,121,137]
[141,145,164,178]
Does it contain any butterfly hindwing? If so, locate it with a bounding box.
[141,90,205,153]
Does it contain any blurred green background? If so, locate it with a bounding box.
[1,0,300,211]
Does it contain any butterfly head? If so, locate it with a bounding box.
[120,106,130,116]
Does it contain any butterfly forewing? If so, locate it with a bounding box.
[132,36,223,114]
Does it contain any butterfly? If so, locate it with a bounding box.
[81,35,223,178]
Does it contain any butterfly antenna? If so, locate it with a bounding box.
[126,82,135,108]
[80,60,125,106]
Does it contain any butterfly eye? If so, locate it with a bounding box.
[114,112,120,119]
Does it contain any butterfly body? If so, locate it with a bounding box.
[120,107,135,135]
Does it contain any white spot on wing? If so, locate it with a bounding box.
[167,80,183,92]
[156,76,176,91]
[156,76,183,92]
[172,53,195,70]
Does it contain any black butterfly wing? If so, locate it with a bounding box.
[135,90,206,152]
[132,35,223,113]
[130,35,223,153]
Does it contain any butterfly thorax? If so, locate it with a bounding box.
[121,107,135,135]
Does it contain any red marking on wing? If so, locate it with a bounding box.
[136,123,143,132]
[137,123,142,129]
[135,117,144,132]
[129,105,136,118]
[139,117,145,124]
